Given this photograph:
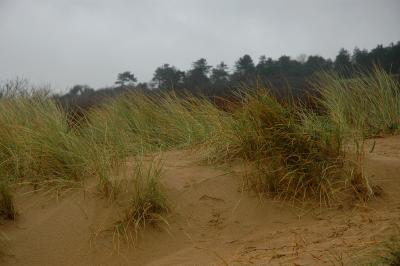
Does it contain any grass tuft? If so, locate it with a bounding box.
[113,156,168,246]
[124,156,167,229]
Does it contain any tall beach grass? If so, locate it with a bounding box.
[316,67,400,137]
[0,88,123,217]
[2,68,398,220]
[86,88,371,205]
[204,89,364,204]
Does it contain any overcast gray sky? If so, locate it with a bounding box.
[0,0,399,92]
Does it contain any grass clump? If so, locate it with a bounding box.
[114,156,167,245]
[125,156,167,228]
[205,89,364,204]
[316,67,400,136]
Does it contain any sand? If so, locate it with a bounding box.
[1,136,400,265]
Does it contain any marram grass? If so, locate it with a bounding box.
[2,69,397,221]
[87,88,373,205]
[0,93,122,218]
[203,89,367,204]
[316,67,400,137]
[113,155,168,246]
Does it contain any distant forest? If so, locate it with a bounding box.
[57,41,400,110]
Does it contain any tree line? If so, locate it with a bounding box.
[58,41,400,110]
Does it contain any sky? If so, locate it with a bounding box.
[0,0,399,92]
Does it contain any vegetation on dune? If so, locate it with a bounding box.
[119,157,167,229]
[86,83,379,204]
[0,93,124,188]
[1,67,399,223]
[84,91,228,155]
[113,156,167,246]
[0,87,122,218]
[204,89,367,204]
[317,67,400,136]
[127,157,167,227]
[0,96,87,182]
[0,84,169,224]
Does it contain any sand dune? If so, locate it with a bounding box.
[1,137,400,265]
